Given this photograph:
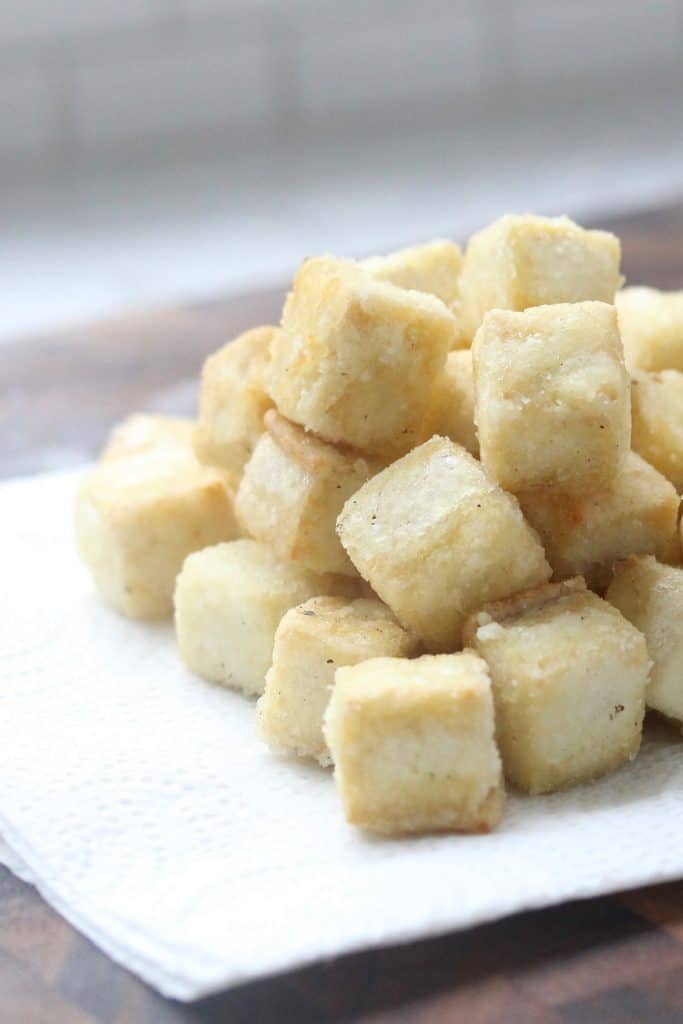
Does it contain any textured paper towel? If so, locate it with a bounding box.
[1,468,682,1001]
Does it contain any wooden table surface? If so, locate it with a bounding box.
[2,200,683,1024]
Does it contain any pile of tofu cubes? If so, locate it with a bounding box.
[75,214,683,836]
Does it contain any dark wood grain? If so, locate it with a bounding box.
[1,198,682,1023]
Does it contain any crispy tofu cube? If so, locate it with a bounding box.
[631,369,683,491]
[361,239,462,307]
[100,414,195,463]
[607,557,683,728]
[616,287,683,371]
[193,326,275,477]
[459,214,622,340]
[517,452,680,591]
[174,540,336,695]
[269,257,455,456]
[420,349,479,455]
[235,410,383,576]
[337,437,551,651]
[258,596,419,765]
[323,652,504,833]
[464,578,649,793]
[75,450,239,619]
[473,302,630,494]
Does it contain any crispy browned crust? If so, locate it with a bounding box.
[462,576,587,647]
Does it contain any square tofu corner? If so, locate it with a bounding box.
[323,652,505,834]
[235,410,383,576]
[616,287,683,372]
[257,596,419,765]
[607,556,683,728]
[473,302,630,494]
[193,325,275,476]
[460,213,622,340]
[361,239,463,307]
[173,540,336,696]
[464,578,649,794]
[337,436,550,651]
[269,256,455,456]
[518,451,680,591]
[75,449,239,619]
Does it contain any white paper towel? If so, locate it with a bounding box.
[1,468,682,1001]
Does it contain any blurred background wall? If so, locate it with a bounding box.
[2,0,683,339]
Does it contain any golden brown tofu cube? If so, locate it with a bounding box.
[473,302,630,494]
[631,369,683,492]
[361,239,462,306]
[100,414,195,463]
[323,652,505,833]
[174,540,336,695]
[459,214,622,340]
[235,410,383,576]
[616,287,683,371]
[193,325,275,476]
[269,257,455,456]
[464,578,649,793]
[257,596,418,765]
[607,556,683,728]
[517,452,680,592]
[337,437,551,651]
[75,450,239,620]
[420,349,479,455]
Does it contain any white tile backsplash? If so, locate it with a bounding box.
[509,0,683,86]
[0,0,681,175]
[294,3,484,126]
[72,35,272,157]
[0,0,162,48]
[0,65,57,162]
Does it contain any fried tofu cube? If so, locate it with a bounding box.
[459,214,622,340]
[323,652,505,833]
[464,578,649,793]
[616,287,683,371]
[420,349,479,455]
[337,437,551,651]
[174,540,336,695]
[257,596,419,765]
[517,452,680,591]
[473,302,630,494]
[100,414,195,463]
[631,369,683,492]
[75,450,239,619]
[607,557,683,728]
[193,326,275,477]
[269,257,455,456]
[235,410,383,576]
[361,239,463,307]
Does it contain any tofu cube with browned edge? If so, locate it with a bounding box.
[258,596,419,765]
[607,556,683,728]
[75,450,239,620]
[323,652,505,834]
[101,414,195,463]
[473,302,630,494]
[459,214,622,341]
[361,239,462,308]
[174,540,336,696]
[616,287,683,372]
[420,349,479,455]
[464,578,649,794]
[193,326,275,477]
[517,452,680,591]
[235,410,383,576]
[337,437,551,651]
[269,257,455,456]
[631,369,683,492]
